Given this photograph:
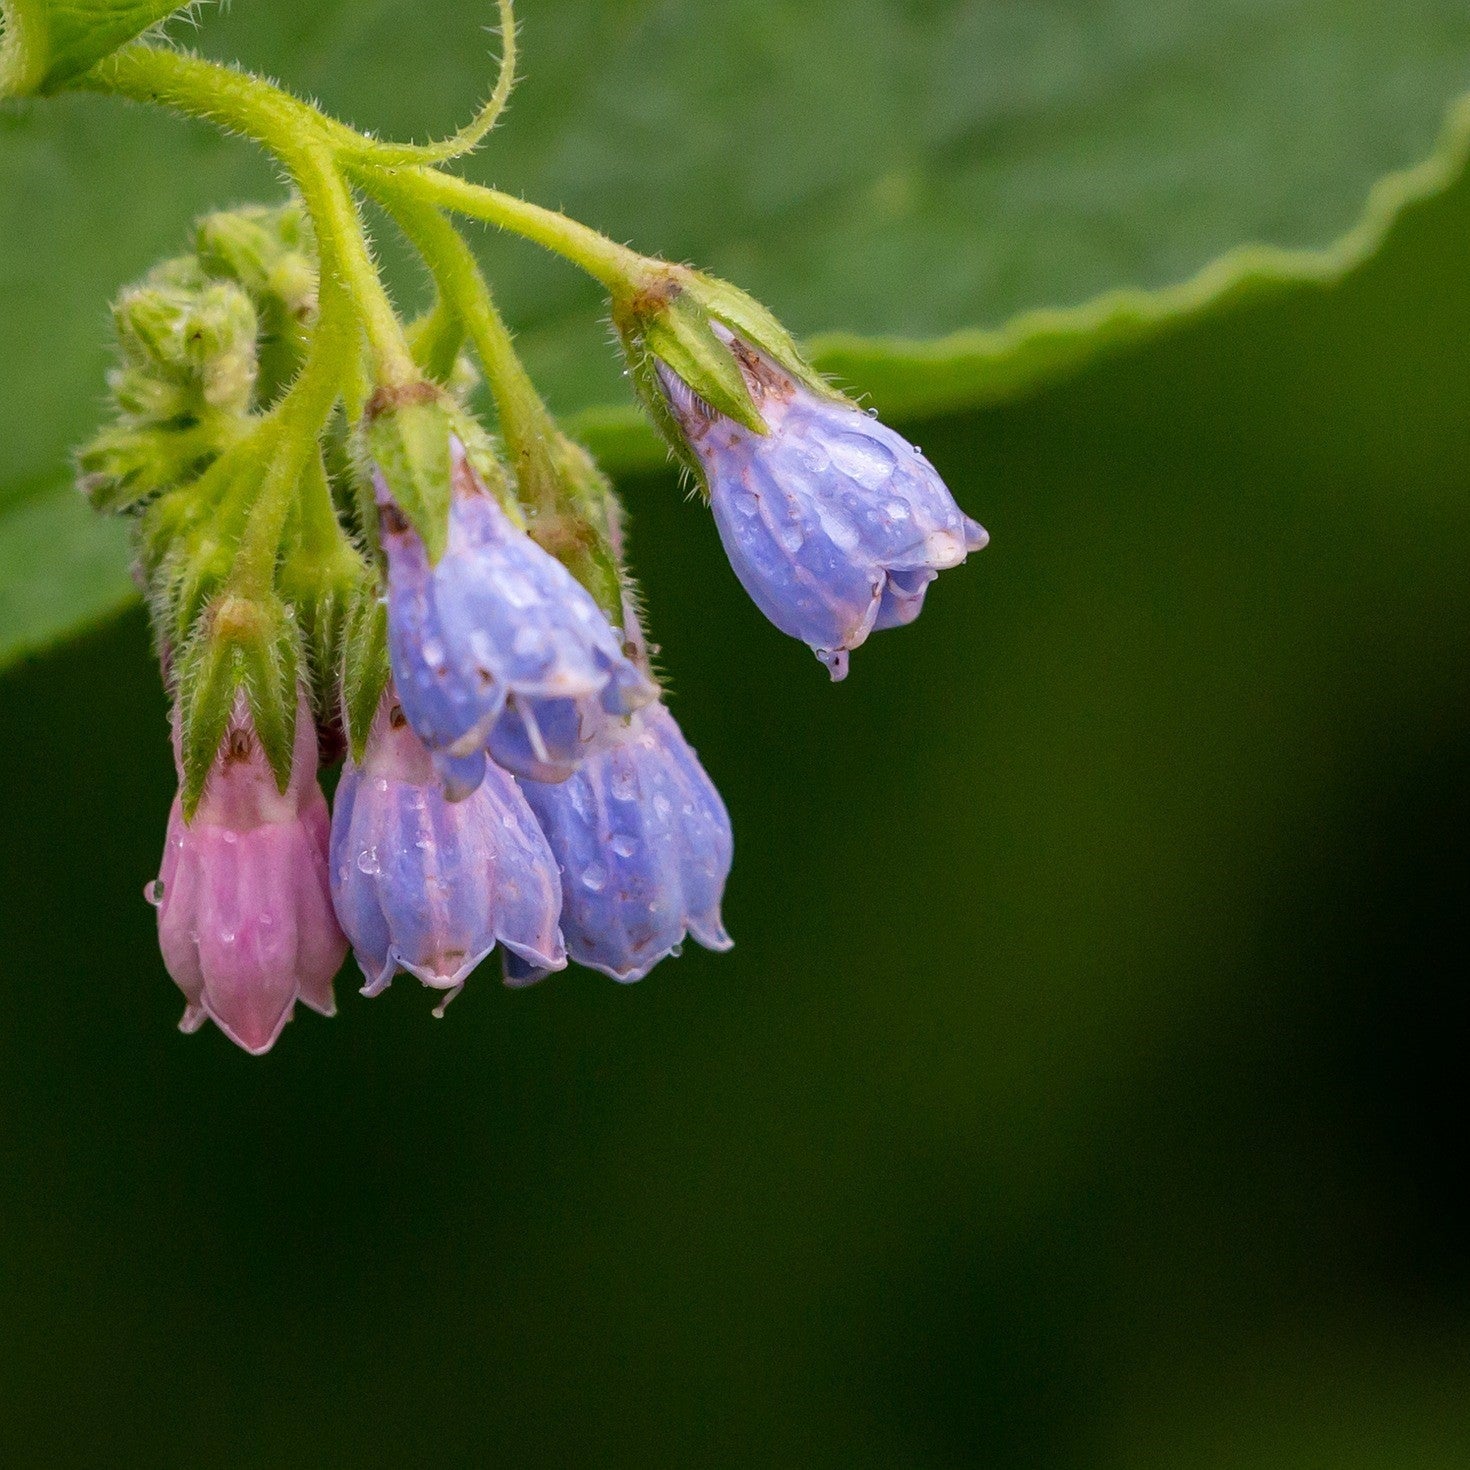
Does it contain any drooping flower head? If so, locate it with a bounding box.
[377,442,655,795]
[518,701,733,984]
[329,693,566,1009]
[152,692,346,1055]
[658,328,987,680]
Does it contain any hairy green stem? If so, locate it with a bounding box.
[228,273,358,591]
[358,164,655,296]
[369,179,556,490]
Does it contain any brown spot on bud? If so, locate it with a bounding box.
[388,703,408,730]
[363,379,442,422]
[624,270,684,323]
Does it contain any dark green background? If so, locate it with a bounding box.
[6,14,1470,1470]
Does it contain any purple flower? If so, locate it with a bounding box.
[378,444,655,795]
[329,694,566,1009]
[518,702,733,984]
[660,332,988,680]
[152,694,346,1056]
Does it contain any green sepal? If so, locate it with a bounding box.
[360,386,455,563]
[520,433,626,626]
[635,285,764,433]
[0,1,192,98]
[682,268,841,404]
[444,402,521,523]
[175,591,301,817]
[341,586,390,764]
[278,453,373,719]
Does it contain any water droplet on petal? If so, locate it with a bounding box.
[582,862,608,892]
[357,847,380,876]
[611,834,637,858]
[513,625,548,659]
[144,880,164,907]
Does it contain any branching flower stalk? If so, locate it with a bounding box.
[40,1,986,1054]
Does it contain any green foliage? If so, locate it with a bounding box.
[2,0,1470,671]
[0,0,193,95]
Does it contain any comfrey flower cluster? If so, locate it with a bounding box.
[67,5,985,1054]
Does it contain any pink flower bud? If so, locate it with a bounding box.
[151,694,346,1056]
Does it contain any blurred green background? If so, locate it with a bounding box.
[4,2,1470,1465]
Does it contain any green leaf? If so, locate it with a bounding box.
[0,0,194,96]
[4,0,1470,667]
[0,474,134,668]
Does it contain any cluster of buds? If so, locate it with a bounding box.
[83,181,984,1055]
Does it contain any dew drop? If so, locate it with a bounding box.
[513,625,548,659]
[735,490,759,517]
[582,862,608,892]
[357,847,380,876]
[829,433,898,490]
[143,880,164,907]
[611,834,637,858]
[652,794,672,821]
[610,769,637,801]
[776,521,805,554]
[499,571,538,609]
[422,638,446,670]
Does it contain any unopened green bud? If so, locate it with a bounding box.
[190,284,260,413]
[197,203,319,404]
[196,202,317,317]
[77,418,231,515]
[111,276,258,419]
